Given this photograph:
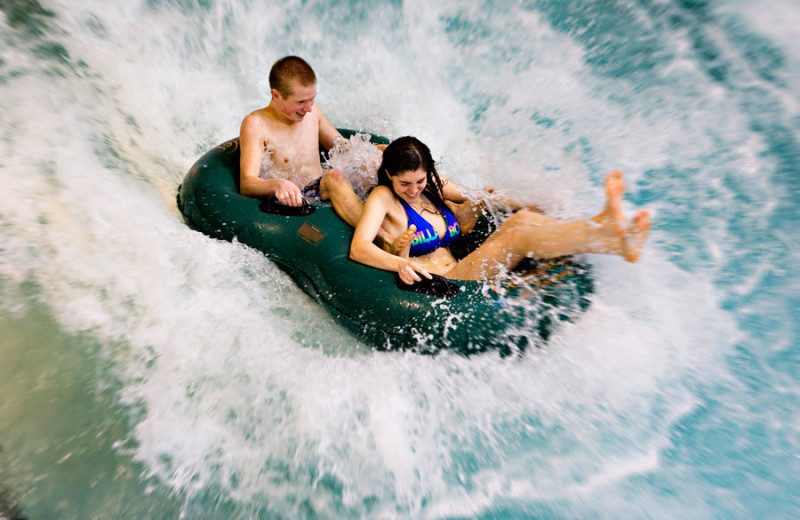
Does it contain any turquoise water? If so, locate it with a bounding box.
[1,0,798,518]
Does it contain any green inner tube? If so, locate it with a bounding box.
[177,130,594,355]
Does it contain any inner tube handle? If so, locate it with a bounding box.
[259,196,316,217]
[396,274,460,299]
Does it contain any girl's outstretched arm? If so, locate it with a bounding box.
[350,187,432,284]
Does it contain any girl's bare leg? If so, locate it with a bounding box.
[446,199,484,235]
[445,170,651,280]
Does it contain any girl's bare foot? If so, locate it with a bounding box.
[590,169,627,238]
[588,170,651,260]
[623,210,651,262]
[597,170,626,229]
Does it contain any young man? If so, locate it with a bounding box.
[238,55,380,229]
[239,56,488,251]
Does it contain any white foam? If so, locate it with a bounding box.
[1,0,788,516]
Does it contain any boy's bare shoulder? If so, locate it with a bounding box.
[241,108,270,129]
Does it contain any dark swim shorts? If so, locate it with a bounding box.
[301,177,322,201]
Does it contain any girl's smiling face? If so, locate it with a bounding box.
[391,167,427,204]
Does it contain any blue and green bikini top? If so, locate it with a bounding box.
[398,196,461,257]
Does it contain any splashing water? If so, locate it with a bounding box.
[1,0,798,518]
[324,133,383,199]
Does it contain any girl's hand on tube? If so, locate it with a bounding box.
[398,259,432,285]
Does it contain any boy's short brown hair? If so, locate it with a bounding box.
[269,56,316,97]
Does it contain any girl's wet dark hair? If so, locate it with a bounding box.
[377,136,447,209]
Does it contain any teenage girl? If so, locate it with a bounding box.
[350,136,651,284]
